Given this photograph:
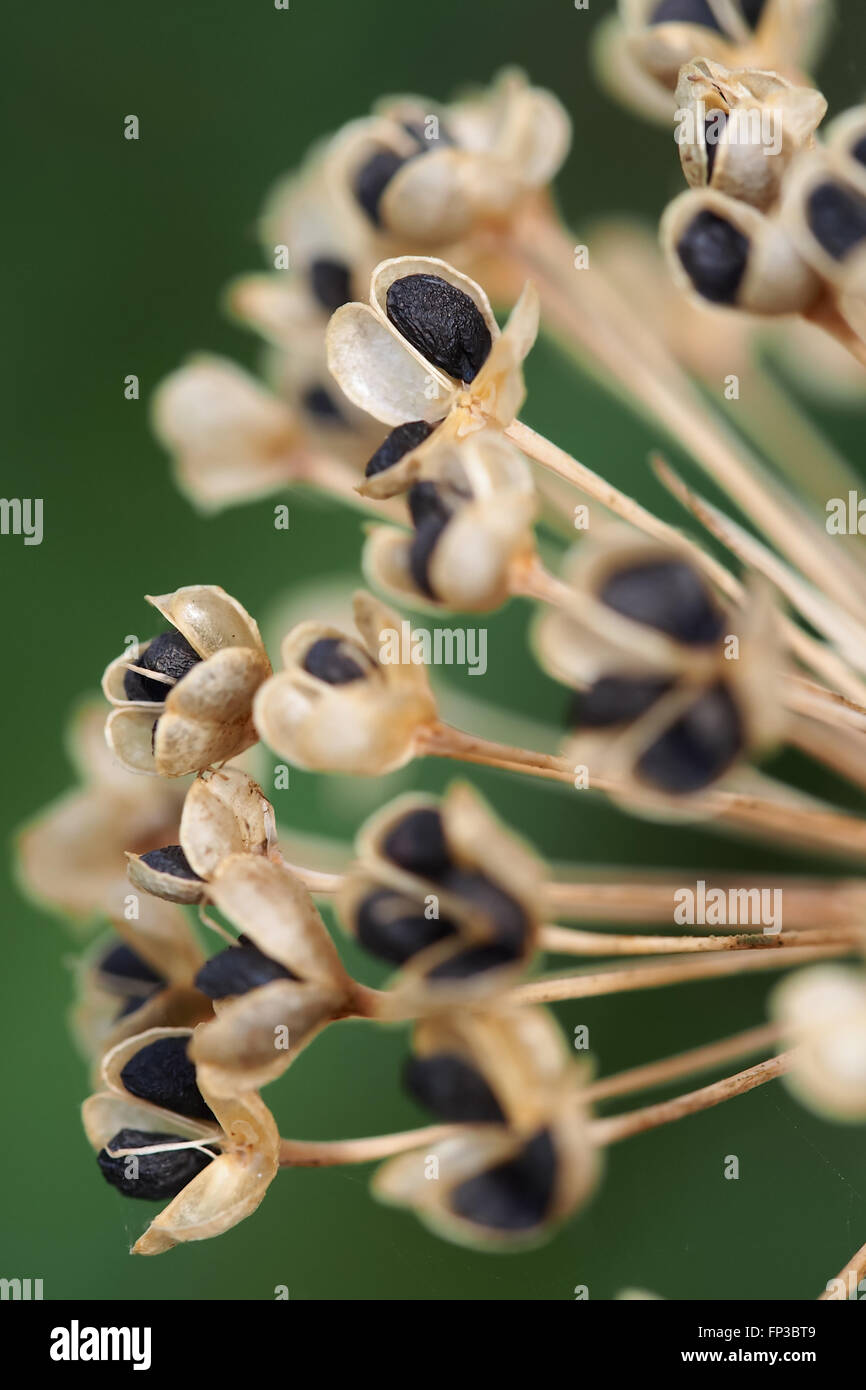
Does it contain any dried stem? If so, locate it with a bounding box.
[539,924,856,956]
[278,1124,454,1168]
[585,1022,783,1103]
[818,1237,866,1300]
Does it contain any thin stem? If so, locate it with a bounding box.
[274,854,341,894]
[592,1051,796,1145]
[539,924,856,956]
[505,944,850,1006]
[585,1022,783,1103]
[818,1237,866,1301]
[278,1124,455,1168]
[804,297,866,372]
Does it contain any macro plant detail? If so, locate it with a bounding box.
[17,3,866,1302]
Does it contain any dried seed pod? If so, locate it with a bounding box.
[825,104,866,173]
[373,1008,599,1249]
[253,591,437,776]
[83,1025,280,1254]
[773,966,866,1122]
[675,60,826,211]
[188,854,354,1096]
[103,586,271,778]
[326,255,538,441]
[338,783,543,1007]
[662,188,821,313]
[362,430,536,612]
[781,150,866,296]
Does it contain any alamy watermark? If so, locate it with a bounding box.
[674,100,783,159]
[674,879,782,934]
[379,620,487,676]
[0,498,42,545]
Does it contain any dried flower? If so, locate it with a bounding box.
[83,1026,279,1254]
[253,591,437,776]
[780,144,866,299]
[103,585,271,777]
[773,965,866,1121]
[338,784,542,1005]
[373,1007,598,1248]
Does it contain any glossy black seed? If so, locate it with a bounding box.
[99,942,163,987]
[704,110,726,182]
[308,258,352,314]
[356,888,457,965]
[852,135,866,169]
[195,941,297,1000]
[97,1128,215,1201]
[386,274,492,383]
[123,628,201,703]
[407,482,455,598]
[120,1036,215,1122]
[450,1129,557,1232]
[806,182,866,261]
[139,845,202,880]
[599,559,724,645]
[354,148,410,225]
[636,682,743,793]
[570,675,675,730]
[364,420,437,478]
[677,210,749,305]
[404,1052,505,1123]
[302,385,345,424]
[427,943,521,981]
[303,637,367,685]
[650,0,723,28]
[440,870,530,953]
[383,807,452,879]
[738,0,767,28]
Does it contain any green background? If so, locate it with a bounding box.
[4,0,866,1300]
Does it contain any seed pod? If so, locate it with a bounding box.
[119,1034,216,1122]
[825,105,866,174]
[127,844,205,905]
[662,188,821,313]
[364,419,438,479]
[386,274,493,382]
[98,1127,216,1201]
[773,965,866,1122]
[781,151,866,296]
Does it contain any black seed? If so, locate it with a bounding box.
[302,385,345,424]
[650,0,723,29]
[123,628,201,703]
[439,870,530,953]
[806,181,866,261]
[599,559,725,645]
[139,845,202,880]
[356,888,457,965]
[195,941,298,1000]
[407,482,455,598]
[302,636,367,685]
[570,675,675,729]
[852,135,866,169]
[677,210,749,305]
[738,0,767,28]
[382,807,452,879]
[99,942,163,988]
[636,682,744,793]
[120,1036,215,1122]
[98,1128,215,1201]
[404,1052,505,1123]
[427,943,522,981]
[704,110,726,182]
[386,274,492,383]
[364,420,437,478]
[450,1129,557,1232]
[354,148,410,226]
[308,257,352,314]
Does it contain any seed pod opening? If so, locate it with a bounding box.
[636,681,744,793]
[356,887,458,965]
[194,940,298,1000]
[302,636,369,685]
[649,0,724,29]
[98,1128,216,1201]
[806,180,866,262]
[676,208,750,304]
[449,1128,557,1232]
[120,1035,215,1123]
[364,420,438,479]
[123,630,201,703]
[382,806,452,879]
[301,384,345,424]
[404,1052,506,1124]
[571,674,675,729]
[385,274,493,383]
[308,257,352,315]
[354,147,412,226]
[599,558,725,645]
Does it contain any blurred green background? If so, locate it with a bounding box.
[4,0,866,1300]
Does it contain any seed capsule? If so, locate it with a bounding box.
[139,845,202,880]
[382,807,452,879]
[404,1052,505,1124]
[806,181,866,261]
[302,637,367,685]
[439,871,530,953]
[123,629,201,703]
[354,148,410,226]
[450,1128,557,1232]
[636,682,743,793]
[385,274,493,383]
[195,940,298,1000]
[99,943,164,989]
[675,209,750,305]
[119,1036,215,1122]
[598,558,724,645]
[308,258,352,315]
[571,675,675,729]
[356,887,457,965]
[364,420,437,478]
[650,0,723,28]
[97,1128,216,1201]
